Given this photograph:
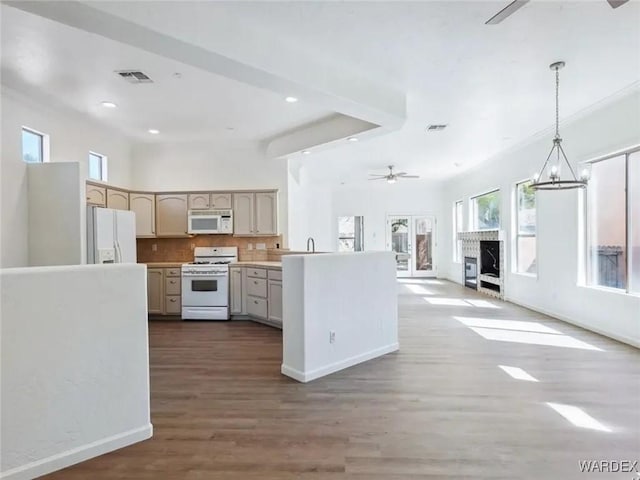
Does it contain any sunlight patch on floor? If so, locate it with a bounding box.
[404,284,434,295]
[498,365,539,382]
[454,316,561,334]
[546,402,611,432]
[469,326,602,351]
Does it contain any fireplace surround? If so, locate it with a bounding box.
[457,230,505,299]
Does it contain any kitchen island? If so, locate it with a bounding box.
[281,251,398,383]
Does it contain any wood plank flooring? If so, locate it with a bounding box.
[43,279,640,479]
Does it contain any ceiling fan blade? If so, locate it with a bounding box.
[394,172,408,176]
[606,0,629,8]
[485,0,530,25]
[400,175,420,179]
[368,177,386,181]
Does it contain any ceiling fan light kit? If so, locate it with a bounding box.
[531,61,589,191]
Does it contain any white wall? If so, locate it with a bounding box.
[0,264,152,480]
[130,141,289,243]
[0,87,133,267]
[288,171,445,270]
[282,252,398,382]
[440,86,640,347]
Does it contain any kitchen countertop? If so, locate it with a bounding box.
[142,262,184,268]
[233,261,282,269]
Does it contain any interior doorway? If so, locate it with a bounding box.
[386,215,436,277]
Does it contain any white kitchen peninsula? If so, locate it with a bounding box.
[281,251,398,383]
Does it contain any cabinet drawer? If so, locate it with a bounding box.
[165,268,181,277]
[247,268,267,279]
[165,277,181,295]
[267,269,282,281]
[247,296,267,319]
[247,277,267,298]
[165,295,181,314]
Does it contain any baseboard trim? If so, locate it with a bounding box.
[1,424,153,480]
[281,343,400,383]
[504,296,640,349]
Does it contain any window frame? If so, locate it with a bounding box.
[452,199,463,263]
[337,216,364,252]
[513,179,537,277]
[21,126,49,164]
[582,144,640,295]
[88,151,108,182]
[469,188,501,231]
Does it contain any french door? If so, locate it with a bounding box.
[386,215,436,277]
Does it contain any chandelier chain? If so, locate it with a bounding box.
[555,66,560,139]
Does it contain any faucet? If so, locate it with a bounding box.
[306,237,316,253]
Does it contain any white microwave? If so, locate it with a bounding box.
[187,209,233,234]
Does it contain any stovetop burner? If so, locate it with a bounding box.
[190,260,232,265]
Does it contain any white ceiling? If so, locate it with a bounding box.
[2,1,639,181]
[0,6,334,143]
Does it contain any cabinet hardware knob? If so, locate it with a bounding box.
[254,281,258,284]
[170,299,176,302]
[254,300,258,304]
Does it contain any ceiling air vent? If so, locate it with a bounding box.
[426,124,447,132]
[115,70,153,84]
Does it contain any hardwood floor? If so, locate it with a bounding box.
[43,279,640,479]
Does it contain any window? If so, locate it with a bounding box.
[515,181,536,274]
[22,127,47,163]
[453,200,463,262]
[89,152,107,181]
[338,216,364,252]
[470,190,500,230]
[586,147,639,293]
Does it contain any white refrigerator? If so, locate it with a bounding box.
[87,207,137,264]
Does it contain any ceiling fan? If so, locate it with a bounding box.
[485,0,629,25]
[368,165,420,184]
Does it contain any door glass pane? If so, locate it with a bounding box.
[630,152,640,293]
[414,217,433,272]
[391,218,409,271]
[588,155,626,289]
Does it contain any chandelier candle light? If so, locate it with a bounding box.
[531,61,590,190]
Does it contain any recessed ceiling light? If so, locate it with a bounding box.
[302,150,310,155]
[348,137,358,142]
[285,96,298,103]
[148,129,160,135]
[454,162,462,167]
[101,101,117,108]
[226,126,235,131]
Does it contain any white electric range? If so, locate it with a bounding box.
[181,247,238,320]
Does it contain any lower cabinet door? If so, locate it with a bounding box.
[230,267,243,315]
[247,295,268,320]
[147,268,164,314]
[268,280,282,326]
[165,296,181,315]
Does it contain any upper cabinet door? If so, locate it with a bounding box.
[86,184,106,206]
[129,193,156,237]
[255,192,278,236]
[188,193,210,210]
[156,194,188,236]
[210,193,232,209]
[233,193,255,235]
[106,189,129,210]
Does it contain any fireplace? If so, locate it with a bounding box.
[480,241,500,278]
[464,257,477,289]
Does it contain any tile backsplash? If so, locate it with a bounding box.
[137,235,284,263]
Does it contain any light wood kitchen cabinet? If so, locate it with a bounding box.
[86,183,106,206]
[106,188,129,210]
[147,268,164,314]
[255,192,278,236]
[188,193,210,210]
[165,276,181,295]
[156,194,188,237]
[210,193,232,209]
[233,193,255,235]
[230,267,244,315]
[129,193,156,237]
[165,296,181,315]
[268,279,283,327]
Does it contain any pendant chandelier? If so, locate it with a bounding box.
[531,61,590,190]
